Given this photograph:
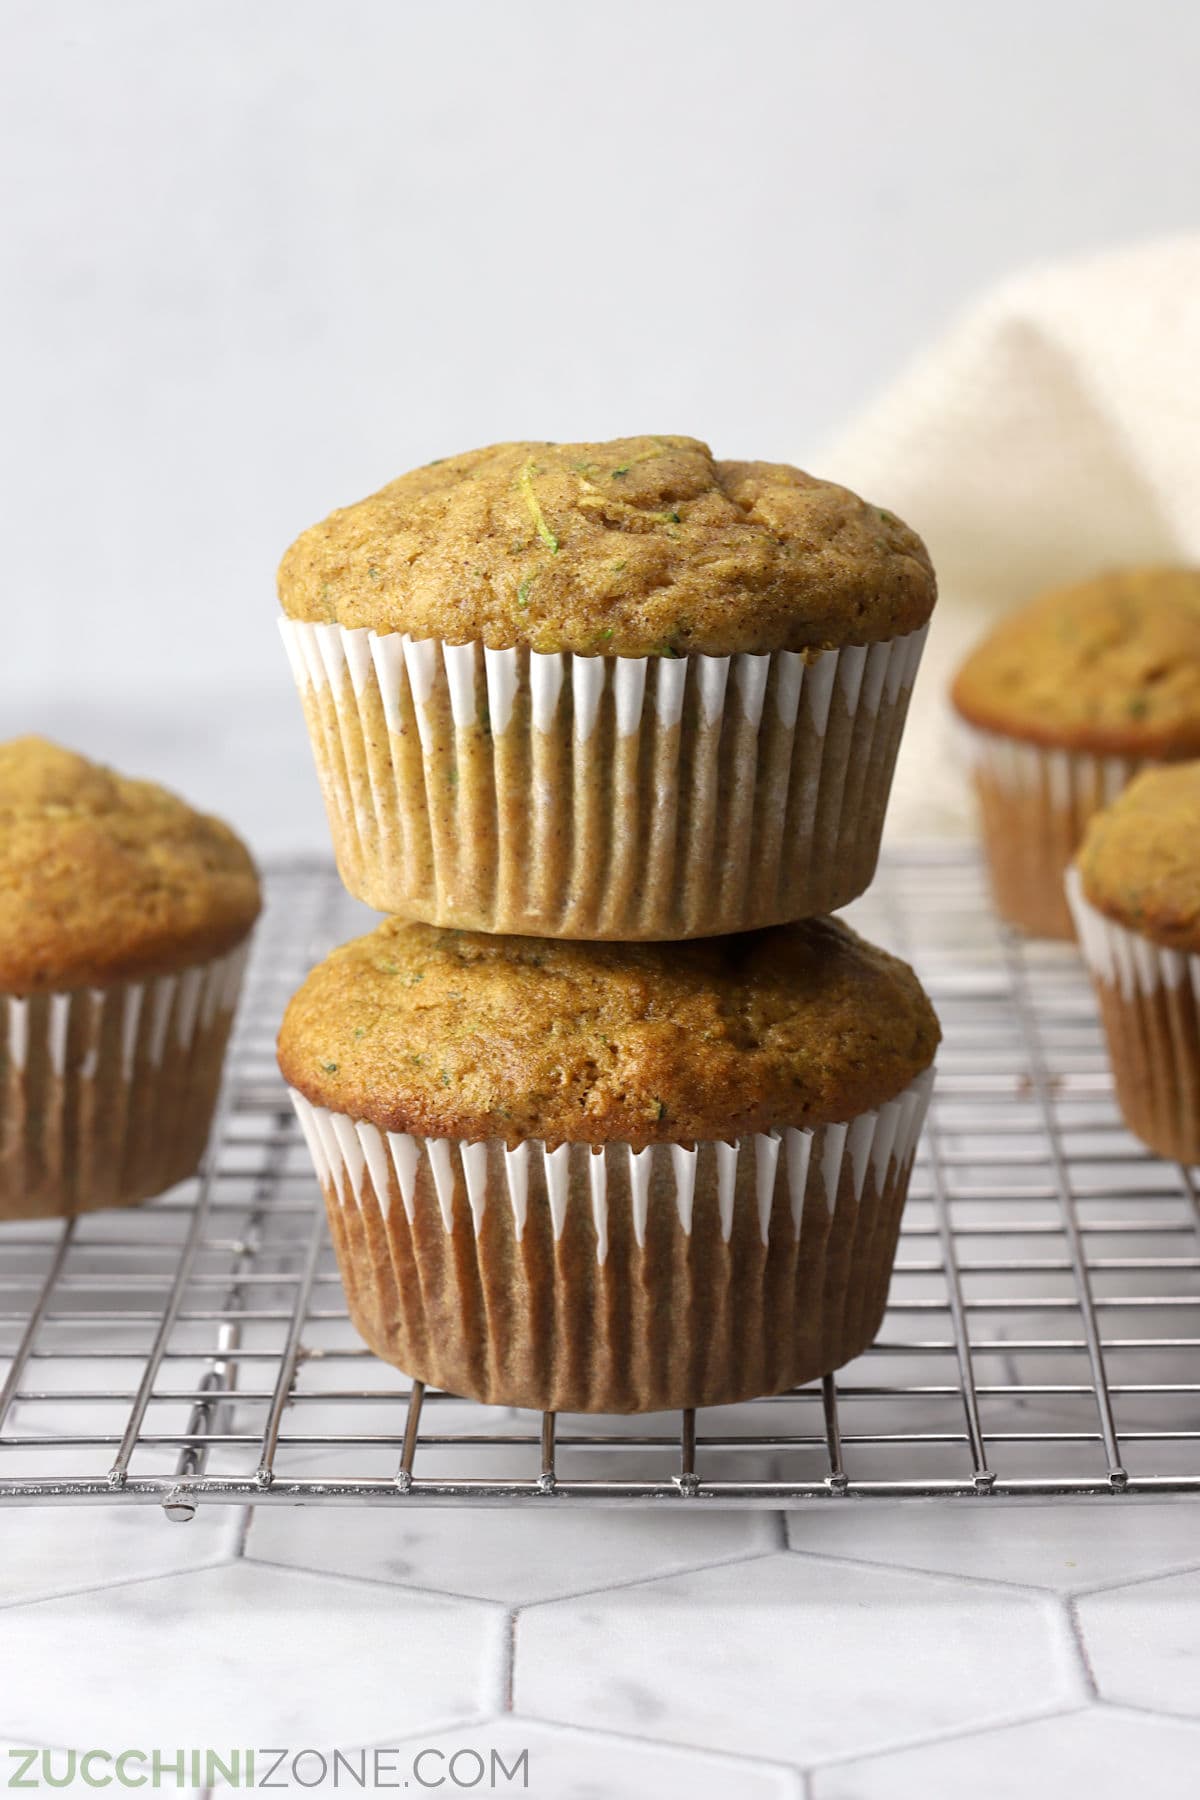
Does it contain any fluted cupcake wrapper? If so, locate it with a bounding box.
[0,942,251,1220]
[288,1068,935,1412]
[1066,867,1200,1164]
[280,620,928,939]
[963,723,1144,939]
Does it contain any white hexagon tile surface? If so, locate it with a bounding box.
[787,1497,1200,1593]
[0,1561,503,1747]
[513,1550,1082,1765]
[0,1502,245,1608]
[1077,1567,1200,1718]
[243,1448,779,1604]
[6,1497,1200,1788]
[811,1708,1200,1800]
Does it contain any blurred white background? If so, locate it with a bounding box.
[3,0,1198,849]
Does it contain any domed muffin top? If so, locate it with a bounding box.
[278,916,940,1149]
[1076,761,1200,951]
[277,436,935,658]
[0,737,261,993]
[952,566,1200,756]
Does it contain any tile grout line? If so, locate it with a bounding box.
[1090,1695,1200,1729]
[782,1541,1057,1599]
[801,1700,1096,1778]
[507,1708,815,1779]
[502,1541,785,1611]
[0,1551,238,1617]
[1066,1556,1200,1600]
[501,1611,517,1714]
[231,1504,253,1559]
[805,1701,1200,1784]
[239,1537,781,1614]
[0,1553,512,1634]
[784,1535,1200,1603]
[515,1695,1185,1785]
[1062,1595,1100,1699]
[223,1550,512,1615]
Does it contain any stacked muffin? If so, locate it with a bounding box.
[277,436,941,1411]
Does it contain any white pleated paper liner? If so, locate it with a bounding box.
[1066,866,1200,1001]
[1066,865,1200,1163]
[0,941,250,1220]
[290,1066,934,1259]
[960,724,1141,807]
[280,619,928,938]
[289,1067,935,1408]
[959,721,1146,939]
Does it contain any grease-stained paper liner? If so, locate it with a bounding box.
[280,620,928,939]
[0,943,250,1220]
[289,1067,934,1412]
[963,724,1143,939]
[1066,867,1200,1164]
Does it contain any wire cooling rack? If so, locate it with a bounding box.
[2,849,1200,1515]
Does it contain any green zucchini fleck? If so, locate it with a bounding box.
[518,463,559,553]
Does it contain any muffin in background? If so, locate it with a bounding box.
[0,738,261,1220]
[952,566,1200,938]
[278,435,935,941]
[278,916,939,1413]
[1067,763,1200,1164]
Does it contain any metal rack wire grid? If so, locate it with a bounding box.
[3,848,1200,1515]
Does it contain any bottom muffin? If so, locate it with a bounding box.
[1068,763,1200,1164]
[279,918,940,1412]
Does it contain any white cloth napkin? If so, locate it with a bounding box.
[822,235,1200,836]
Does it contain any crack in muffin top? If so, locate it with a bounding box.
[277,916,940,1149]
[278,436,935,657]
[0,737,262,992]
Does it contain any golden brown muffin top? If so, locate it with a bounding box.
[277,436,935,657]
[1076,761,1200,950]
[278,916,940,1148]
[0,737,262,993]
[951,566,1200,756]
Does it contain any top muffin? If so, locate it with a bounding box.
[278,915,940,1149]
[1075,761,1200,951]
[952,566,1200,757]
[278,436,936,657]
[0,737,262,993]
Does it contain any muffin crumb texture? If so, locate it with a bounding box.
[278,917,940,1148]
[0,737,262,992]
[1077,761,1200,950]
[278,436,935,656]
[952,566,1200,755]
